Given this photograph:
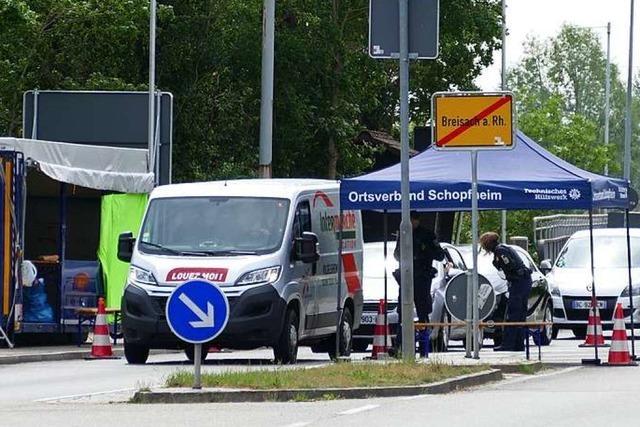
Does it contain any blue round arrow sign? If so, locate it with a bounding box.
[166,279,230,344]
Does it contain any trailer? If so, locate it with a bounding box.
[0,138,154,347]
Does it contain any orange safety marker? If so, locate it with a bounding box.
[371,299,392,359]
[579,297,609,348]
[605,303,637,366]
[86,297,120,360]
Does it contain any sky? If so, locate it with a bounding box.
[476,0,637,91]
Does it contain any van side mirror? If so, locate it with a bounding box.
[539,259,552,275]
[294,232,319,263]
[118,232,136,262]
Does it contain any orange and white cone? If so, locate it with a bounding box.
[606,303,637,366]
[86,297,119,359]
[371,299,392,360]
[579,298,609,348]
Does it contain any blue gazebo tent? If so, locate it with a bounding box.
[340,131,629,212]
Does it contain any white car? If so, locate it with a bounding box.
[352,241,465,352]
[544,228,640,338]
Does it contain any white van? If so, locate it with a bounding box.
[117,179,363,364]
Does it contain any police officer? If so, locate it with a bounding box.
[392,211,445,352]
[480,232,532,352]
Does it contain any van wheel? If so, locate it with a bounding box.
[124,341,149,365]
[185,344,209,363]
[274,308,299,364]
[328,308,353,360]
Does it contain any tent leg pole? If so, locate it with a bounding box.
[626,209,637,358]
[335,209,344,361]
[383,210,388,352]
[582,209,600,365]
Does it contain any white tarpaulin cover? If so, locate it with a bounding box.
[0,137,154,193]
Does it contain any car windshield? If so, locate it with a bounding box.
[555,236,640,269]
[139,197,290,255]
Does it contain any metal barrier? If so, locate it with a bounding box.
[533,214,607,262]
[414,321,553,361]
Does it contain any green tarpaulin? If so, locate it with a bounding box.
[97,194,148,314]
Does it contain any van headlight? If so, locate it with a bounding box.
[621,286,640,297]
[128,265,158,286]
[236,266,281,286]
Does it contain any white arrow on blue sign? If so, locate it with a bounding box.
[166,279,230,344]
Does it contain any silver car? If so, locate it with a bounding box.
[453,244,553,347]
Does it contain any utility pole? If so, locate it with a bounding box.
[605,22,611,176]
[398,0,415,361]
[148,0,157,178]
[625,0,635,182]
[500,0,507,243]
[259,0,275,178]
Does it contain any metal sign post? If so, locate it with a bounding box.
[370,0,439,360]
[432,91,515,359]
[471,150,481,359]
[166,280,230,389]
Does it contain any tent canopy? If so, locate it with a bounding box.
[0,137,154,193]
[340,132,629,212]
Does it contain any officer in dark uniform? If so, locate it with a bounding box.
[393,211,445,324]
[480,232,532,352]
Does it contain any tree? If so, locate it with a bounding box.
[1,0,503,182]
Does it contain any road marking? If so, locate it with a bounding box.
[399,394,429,401]
[496,366,582,387]
[284,423,311,427]
[338,404,380,415]
[34,387,137,402]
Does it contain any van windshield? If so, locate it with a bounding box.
[555,236,640,269]
[139,197,290,256]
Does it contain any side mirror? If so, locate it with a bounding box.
[539,259,552,275]
[294,232,319,264]
[118,232,136,263]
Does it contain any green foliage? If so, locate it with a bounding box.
[0,0,503,182]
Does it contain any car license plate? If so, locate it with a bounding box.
[360,313,377,325]
[572,300,606,309]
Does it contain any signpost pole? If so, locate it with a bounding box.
[500,0,507,244]
[471,150,480,359]
[193,344,202,389]
[148,0,157,176]
[398,0,415,362]
[465,270,472,358]
[258,0,275,178]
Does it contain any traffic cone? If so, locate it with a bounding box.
[371,299,392,360]
[86,297,119,359]
[579,298,609,348]
[605,303,637,366]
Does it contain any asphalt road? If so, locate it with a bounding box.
[1,332,639,427]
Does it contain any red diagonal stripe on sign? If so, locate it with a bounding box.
[437,96,511,147]
[341,253,361,295]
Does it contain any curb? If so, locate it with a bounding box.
[131,369,503,404]
[0,349,178,365]
[490,361,545,374]
[0,349,123,365]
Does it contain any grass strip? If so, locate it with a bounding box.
[165,361,487,389]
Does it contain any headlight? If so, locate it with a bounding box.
[550,285,561,297]
[236,266,281,286]
[621,285,640,297]
[128,265,157,286]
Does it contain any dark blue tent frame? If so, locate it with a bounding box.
[337,132,635,363]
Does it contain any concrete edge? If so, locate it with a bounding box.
[131,369,504,404]
[490,361,545,374]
